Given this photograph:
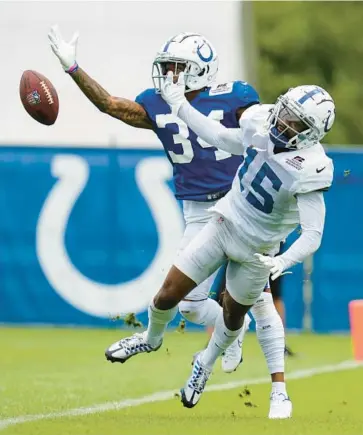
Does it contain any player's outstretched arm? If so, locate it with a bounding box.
[48,25,153,129]
[178,102,244,154]
[161,72,245,155]
[70,68,152,129]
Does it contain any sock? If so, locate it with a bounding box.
[201,310,243,370]
[179,298,221,327]
[251,292,285,374]
[272,381,287,395]
[146,301,178,348]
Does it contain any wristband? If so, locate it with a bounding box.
[67,63,79,74]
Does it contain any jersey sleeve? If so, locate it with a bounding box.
[239,104,270,129]
[135,88,151,106]
[135,88,159,124]
[238,104,273,150]
[292,157,334,194]
[280,191,325,270]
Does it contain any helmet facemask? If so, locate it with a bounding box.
[152,57,207,94]
[269,96,320,150]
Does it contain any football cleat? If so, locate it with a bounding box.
[181,352,211,408]
[105,331,162,364]
[268,392,293,419]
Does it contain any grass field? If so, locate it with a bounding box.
[1,327,363,435]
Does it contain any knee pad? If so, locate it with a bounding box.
[251,292,277,322]
[251,293,285,375]
[179,300,203,324]
[179,298,221,327]
[252,292,284,341]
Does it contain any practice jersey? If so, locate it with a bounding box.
[211,104,334,253]
[135,81,259,201]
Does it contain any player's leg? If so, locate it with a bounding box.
[211,269,284,379]
[105,265,195,363]
[176,203,226,328]
[250,285,292,419]
[105,218,227,363]
[180,265,250,373]
[180,257,269,408]
[270,242,295,356]
[208,265,251,373]
[177,222,223,328]
[270,274,295,357]
[181,289,253,408]
[177,220,247,373]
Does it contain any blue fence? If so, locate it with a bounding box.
[0,147,361,332]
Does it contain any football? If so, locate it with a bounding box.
[19,70,59,125]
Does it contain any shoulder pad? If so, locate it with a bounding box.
[291,146,334,194]
[239,104,272,128]
[135,88,156,105]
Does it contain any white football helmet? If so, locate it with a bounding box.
[268,85,336,150]
[152,32,219,93]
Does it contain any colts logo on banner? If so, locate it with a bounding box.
[36,154,184,318]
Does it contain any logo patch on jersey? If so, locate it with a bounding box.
[316,166,326,173]
[209,82,233,96]
[286,155,305,170]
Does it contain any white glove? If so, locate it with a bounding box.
[48,25,79,73]
[254,254,291,281]
[161,71,187,115]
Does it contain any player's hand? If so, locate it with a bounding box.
[161,71,187,115]
[254,254,290,281]
[48,25,79,73]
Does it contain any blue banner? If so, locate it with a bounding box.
[0,147,361,332]
[0,148,185,328]
[310,150,363,332]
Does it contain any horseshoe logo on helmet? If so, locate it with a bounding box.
[323,108,335,133]
[196,41,214,63]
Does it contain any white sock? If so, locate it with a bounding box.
[179,298,221,327]
[201,310,243,370]
[251,292,285,374]
[146,301,178,348]
[272,382,287,395]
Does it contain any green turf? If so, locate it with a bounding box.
[1,327,362,434]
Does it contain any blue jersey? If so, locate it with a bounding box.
[135,81,259,201]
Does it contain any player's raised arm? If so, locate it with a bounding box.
[48,25,153,129]
[161,72,245,155]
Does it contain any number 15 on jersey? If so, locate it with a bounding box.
[238,147,282,214]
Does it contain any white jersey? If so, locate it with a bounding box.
[210,104,333,254]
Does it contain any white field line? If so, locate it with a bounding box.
[0,359,361,430]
